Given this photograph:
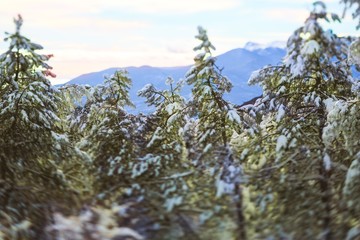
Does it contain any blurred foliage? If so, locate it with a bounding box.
[1,2,360,239]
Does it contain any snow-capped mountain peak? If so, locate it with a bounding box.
[244,41,286,51]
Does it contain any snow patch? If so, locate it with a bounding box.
[227,109,241,124]
[323,153,331,171]
[290,55,304,76]
[276,104,285,122]
[276,135,287,152]
[248,69,261,85]
[301,40,320,55]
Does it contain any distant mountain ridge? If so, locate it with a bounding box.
[65,43,286,113]
[243,41,286,51]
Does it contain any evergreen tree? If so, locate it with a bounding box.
[186,26,246,239]
[0,15,81,238]
[57,83,93,143]
[186,27,237,152]
[136,79,196,238]
[136,77,187,181]
[78,69,137,192]
[2,1,360,238]
[244,4,358,239]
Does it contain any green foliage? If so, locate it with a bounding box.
[0,15,85,239]
[76,70,137,191]
[2,2,360,239]
[186,27,237,149]
[185,26,247,239]
[243,6,360,239]
[137,78,187,176]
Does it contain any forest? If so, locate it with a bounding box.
[1,1,360,239]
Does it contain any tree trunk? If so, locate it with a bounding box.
[319,160,332,240]
[234,184,247,240]
[318,108,332,240]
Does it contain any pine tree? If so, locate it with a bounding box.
[137,79,189,214]
[53,73,153,238]
[137,77,186,178]
[0,15,81,238]
[78,69,137,192]
[186,26,246,239]
[186,27,236,151]
[245,4,357,239]
[57,83,93,143]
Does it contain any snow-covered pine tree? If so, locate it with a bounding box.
[57,83,93,143]
[136,79,198,238]
[323,93,360,235]
[78,69,139,192]
[186,27,240,153]
[185,26,246,239]
[246,3,357,239]
[136,77,187,182]
[0,15,81,238]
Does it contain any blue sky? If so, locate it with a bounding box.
[0,0,358,84]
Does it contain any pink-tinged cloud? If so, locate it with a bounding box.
[0,0,241,16]
[0,0,356,85]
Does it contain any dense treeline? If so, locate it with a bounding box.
[1,1,360,239]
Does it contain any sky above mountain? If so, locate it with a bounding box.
[0,0,357,84]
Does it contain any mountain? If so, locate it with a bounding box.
[243,41,286,51]
[65,44,286,113]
